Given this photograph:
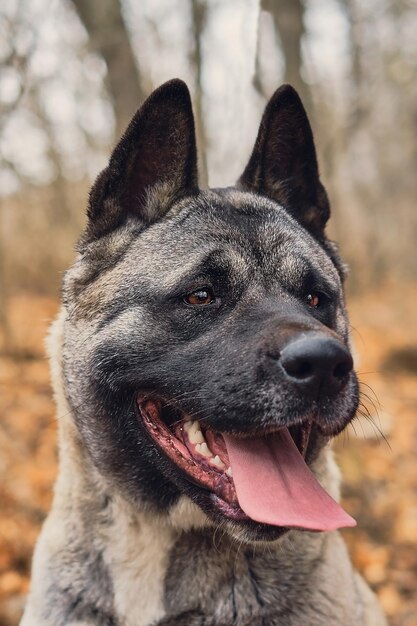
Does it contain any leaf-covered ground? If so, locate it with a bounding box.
[1,286,416,626]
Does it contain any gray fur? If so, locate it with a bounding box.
[21,81,386,626]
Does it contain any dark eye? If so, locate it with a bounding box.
[183,288,216,306]
[306,293,320,308]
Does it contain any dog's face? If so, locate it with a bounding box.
[63,80,359,542]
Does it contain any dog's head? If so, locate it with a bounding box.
[62,80,358,542]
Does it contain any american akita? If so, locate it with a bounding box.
[21,80,387,626]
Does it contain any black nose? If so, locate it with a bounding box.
[279,335,353,396]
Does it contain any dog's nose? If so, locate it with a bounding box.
[279,335,353,396]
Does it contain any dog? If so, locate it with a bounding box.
[21,79,387,626]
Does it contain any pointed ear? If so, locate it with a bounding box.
[238,85,329,237]
[84,79,199,242]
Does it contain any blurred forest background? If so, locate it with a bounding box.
[0,0,417,625]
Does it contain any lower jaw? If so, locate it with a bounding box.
[210,495,247,520]
[208,494,291,542]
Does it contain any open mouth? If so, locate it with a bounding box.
[138,397,356,532]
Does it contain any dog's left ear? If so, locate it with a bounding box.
[238,85,329,238]
[83,79,199,243]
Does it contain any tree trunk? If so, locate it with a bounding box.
[71,0,145,138]
[263,0,313,117]
[190,0,209,187]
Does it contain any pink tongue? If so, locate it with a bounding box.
[223,428,356,531]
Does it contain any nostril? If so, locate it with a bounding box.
[333,356,353,381]
[283,358,313,380]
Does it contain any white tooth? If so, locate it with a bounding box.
[189,427,204,444]
[226,467,233,477]
[189,420,199,435]
[196,442,213,458]
[183,420,193,432]
[187,420,205,444]
[210,455,225,469]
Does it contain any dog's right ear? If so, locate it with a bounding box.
[83,79,198,243]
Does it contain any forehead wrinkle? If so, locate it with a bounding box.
[156,246,250,292]
[118,229,252,294]
[275,240,340,288]
[247,217,341,294]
